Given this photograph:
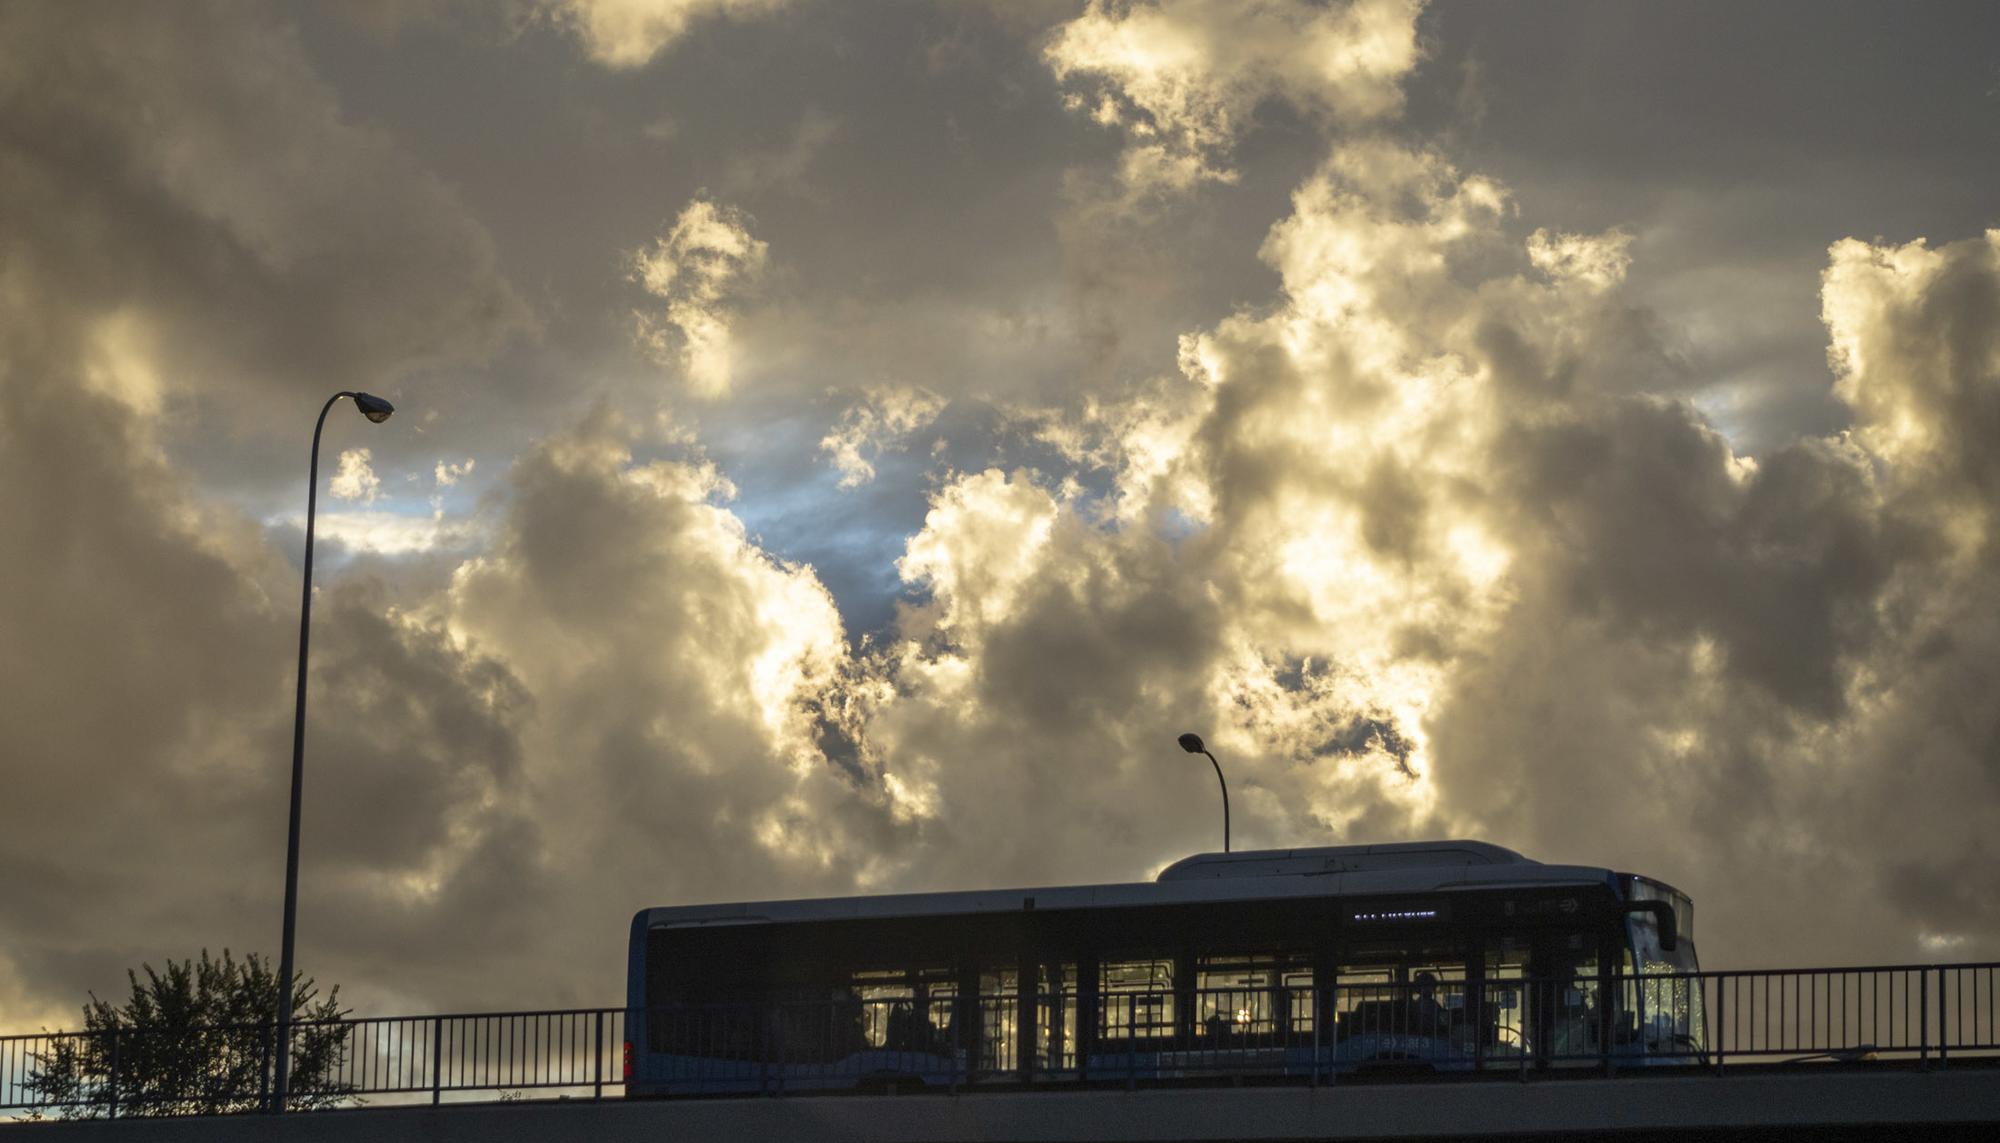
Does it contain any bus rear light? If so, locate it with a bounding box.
[623,1039,633,1081]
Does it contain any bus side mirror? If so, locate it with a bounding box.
[1624,900,1678,952]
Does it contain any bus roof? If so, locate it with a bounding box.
[636,841,1626,931]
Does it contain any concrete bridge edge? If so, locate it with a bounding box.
[9,1069,2000,1142]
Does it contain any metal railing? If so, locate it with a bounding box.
[6,962,1998,1119]
[1,1008,625,1119]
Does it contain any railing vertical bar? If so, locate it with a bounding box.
[1940,966,1950,1067]
[1712,974,1724,1075]
[1841,972,1849,1052]
[1312,985,1322,1087]
[1920,968,1930,1070]
[1809,972,1816,1053]
[106,1028,120,1119]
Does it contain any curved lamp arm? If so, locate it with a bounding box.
[1177,732,1229,853]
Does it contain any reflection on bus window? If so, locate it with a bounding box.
[979,965,1018,1075]
[847,966,955,1052]
[1627,905,1704,1056]
[1196,953,1306,1038]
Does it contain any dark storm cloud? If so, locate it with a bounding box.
[0,362,538,1021]
[0,1,525,419]
[1416,0,2000,452]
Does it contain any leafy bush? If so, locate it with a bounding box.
[26,949,350,1117]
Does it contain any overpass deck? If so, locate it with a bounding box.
[9,1066,2000,1142]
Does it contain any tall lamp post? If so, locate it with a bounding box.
[1176,732,1229,853]
[272,391,393,1113]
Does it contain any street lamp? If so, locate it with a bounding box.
[1176,732,1229,853]
[272,391,393,1113]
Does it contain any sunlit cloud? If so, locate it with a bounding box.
[310,509,479,557]
[629,199,769,397]
[1046,0,1422,197]
[541,0,789,69]
[820,386,947,488]
[329,448,383,503]
[434,458,476,488]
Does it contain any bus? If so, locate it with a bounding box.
[624,841,1703,1095]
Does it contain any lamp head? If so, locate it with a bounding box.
[1177,732,1205,754]
[352,392,395,424]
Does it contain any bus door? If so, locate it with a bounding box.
[1525,931,1603,1067]
[1477,935,1530,1067]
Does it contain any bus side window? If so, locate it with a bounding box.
[1099,958,1174,1044]
[846,965,957,1053]
[1193,952,1310,1039]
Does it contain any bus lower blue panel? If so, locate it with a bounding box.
[636,1050,963,1095]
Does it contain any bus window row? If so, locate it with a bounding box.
[647,935,1704,1069]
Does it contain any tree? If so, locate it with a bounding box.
[26,949,352,1118]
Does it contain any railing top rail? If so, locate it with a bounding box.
[1630,961,2000,980]
[0,1006,631,1042]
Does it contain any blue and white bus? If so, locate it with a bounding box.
[625,841,1702,1095]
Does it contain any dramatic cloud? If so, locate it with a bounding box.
[6,0,2000,1036]
[629,199,770,397]
[1046,0,1422,195]
[414,411,899,998]
[843,139,2000,973]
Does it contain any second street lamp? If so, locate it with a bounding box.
[271,391,393,1113]
[1176,732,1229,854]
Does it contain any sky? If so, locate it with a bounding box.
[2,0,1998,1027]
